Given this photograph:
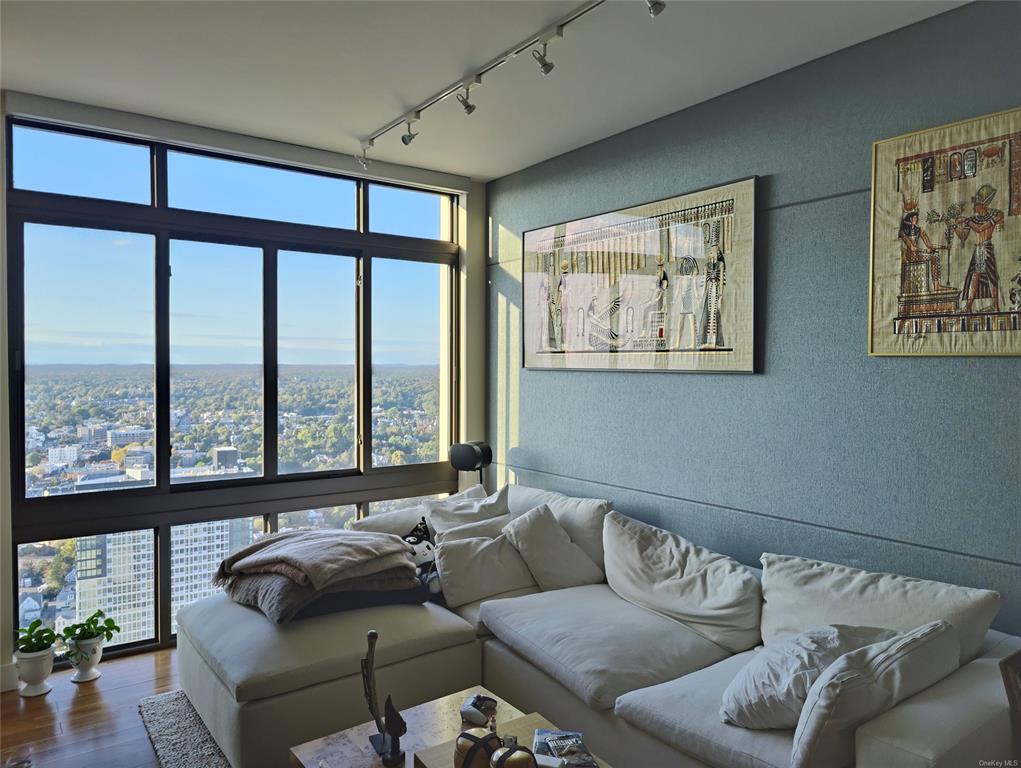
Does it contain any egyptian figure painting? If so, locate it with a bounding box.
[522,178,755,372]
[869,108,1021,356]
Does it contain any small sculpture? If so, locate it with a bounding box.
[361,630,406,766]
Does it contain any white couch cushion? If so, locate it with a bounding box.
[175,592,476,702]
[615,651,794,768]
[434,534,536,608]
[502,504,604,591]
[506,485,610,568]
[426,485,509,534]
[451,586,542,636]
[760,553,1000,664]
[720,624,898,730]
[350,484,487,538]
[479,584,729,710]
[791,620,960,768]
[604,511,762,652]
[435,513,511,544]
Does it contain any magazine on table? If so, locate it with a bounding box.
[533,728,597,767]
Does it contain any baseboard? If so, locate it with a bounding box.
[1,660,19,692]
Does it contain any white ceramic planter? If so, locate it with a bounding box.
[67,636,105,683]
[15,646,55,697]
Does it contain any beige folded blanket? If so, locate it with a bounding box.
[213,528,417,591]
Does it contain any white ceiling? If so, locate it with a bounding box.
[1,1,962,181]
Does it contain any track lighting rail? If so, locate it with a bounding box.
[358,0,605,155]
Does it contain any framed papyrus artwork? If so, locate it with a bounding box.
[869,107,1021,356]
[522,177,755,372]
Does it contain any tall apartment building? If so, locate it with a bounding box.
[75,532,155,644]
[73,519,256,642]
[169,518,255,632]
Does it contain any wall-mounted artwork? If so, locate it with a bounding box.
[869,107,1021,356]
[522,177,755,372]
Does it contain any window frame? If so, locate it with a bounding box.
[6,117,460,651]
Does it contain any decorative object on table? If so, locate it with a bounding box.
[403,518,441,594]
[869,106,1021,356]
[450,441,493,486]
[1000,648,1021,754]
[532,729,597,768]
[360,629,408,766]
[460,693,499,726]
[491,745,540,768]
[14,618,58,697]
[61,609,119,683]
[522,177,756,372]
[454,727,503,768]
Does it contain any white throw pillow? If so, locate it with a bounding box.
[434,534,536,608]
[435,514,512,544]
[720,625,898,729]
[350,484,487,537]
[790,620,960,768]
[760,553,1000,664]
[502,504,604,591]
[425,485,509,535]
[506,485,611,568]
[603,511,762,652]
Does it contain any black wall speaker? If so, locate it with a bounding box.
[449,441,493,472]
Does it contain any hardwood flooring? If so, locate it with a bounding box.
[0,649,176,768]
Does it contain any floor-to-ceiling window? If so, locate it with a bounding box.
[7,120,459,652]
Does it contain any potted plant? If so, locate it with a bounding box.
[15,619,58,697]
[62,610,120,683]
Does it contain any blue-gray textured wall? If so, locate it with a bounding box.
[485,2,1021,633]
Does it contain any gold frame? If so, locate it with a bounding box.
[867,106,1021,356]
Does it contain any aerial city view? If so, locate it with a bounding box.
[23,363,442,496]
[14,136,450,647]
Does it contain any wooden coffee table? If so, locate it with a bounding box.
[289,687,524,768]
[289,686,611,768]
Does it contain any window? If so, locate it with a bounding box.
[8,120,458,653]
[368,184,450,240]
[23,224,156,497]
[278,505,358,531]
[278,251,356,474]
[169,517,267,633]
[167,151,357,229]
[170,241,264,482]
[372,258,449,466]
[16,531,156,647]
[12,125,152,204]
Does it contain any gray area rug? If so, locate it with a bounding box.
[139,690,230,768]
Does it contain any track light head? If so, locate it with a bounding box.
[456,91,476,116]
[647,0,665,17]
[357,139,373,170]
[532,43,554,76]
[401,120,419,146]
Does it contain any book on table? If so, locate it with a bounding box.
[533,728,597,767]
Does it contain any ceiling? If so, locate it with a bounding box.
[1,1,962,181]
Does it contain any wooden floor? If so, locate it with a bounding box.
[0,648,177,768]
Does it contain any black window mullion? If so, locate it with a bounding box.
[358,255,372,472]
[153,145,168,209]
[357,179,368,234]
[263,247,278,481]
[156,524,171,644]
[156,232,171,491]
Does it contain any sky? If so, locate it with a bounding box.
[16,125,444,366]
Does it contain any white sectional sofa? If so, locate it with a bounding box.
[176,484,1020,768]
